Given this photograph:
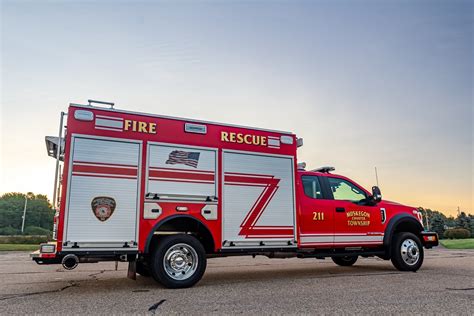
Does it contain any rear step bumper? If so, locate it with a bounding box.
[31,250,62,265]
[31,247,138,265]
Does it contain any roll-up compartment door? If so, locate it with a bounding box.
[146,144,217,199]
[64,136,141,250]
[222,151,296,248]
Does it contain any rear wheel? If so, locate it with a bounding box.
[150,234,207,288]
[391,232,423,272]
[332,256,358,266]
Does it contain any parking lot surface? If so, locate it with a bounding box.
[1,247,473,315]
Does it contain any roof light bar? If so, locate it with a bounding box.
[312,166,335,173]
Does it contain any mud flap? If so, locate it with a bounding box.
[127,260,137,280]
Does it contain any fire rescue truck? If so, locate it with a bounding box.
[32,100,438,288]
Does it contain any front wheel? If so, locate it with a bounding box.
[391,232,424,272]
[332,256,358,266]
[150,234,207,288]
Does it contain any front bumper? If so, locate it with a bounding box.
[421,231,439,248]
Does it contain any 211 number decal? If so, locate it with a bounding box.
[313,212,325,221]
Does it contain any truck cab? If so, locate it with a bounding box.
[297,165,438,268]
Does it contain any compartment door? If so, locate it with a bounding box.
[222,151,296,248]
[146,144,217,199]
[64,136,141,250]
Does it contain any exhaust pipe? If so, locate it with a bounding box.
[62,254,79,270]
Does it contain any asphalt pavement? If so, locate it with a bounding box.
[1,247,473,315]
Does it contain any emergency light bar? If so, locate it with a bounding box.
[312,166,335,173]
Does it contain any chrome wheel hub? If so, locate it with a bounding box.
[400,238,420,266]
[163,243,198,281]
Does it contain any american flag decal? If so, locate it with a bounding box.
[166,151,200,168]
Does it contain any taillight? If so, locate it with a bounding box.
[40,243,56,253]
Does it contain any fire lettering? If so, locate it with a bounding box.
[124,120,157,134]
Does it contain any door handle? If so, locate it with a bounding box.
[336,207,345,213]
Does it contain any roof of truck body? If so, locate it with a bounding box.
[70,103,294,135]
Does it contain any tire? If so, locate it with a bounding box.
[150,234,207,289]
[390,232,424,272]
[136,260,151,277]
[332,256,358,266]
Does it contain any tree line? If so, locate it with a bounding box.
[0,192,472,238]
[0,192,54,236]
[418,208,473,238]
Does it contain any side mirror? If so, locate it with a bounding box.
[371,186,382,203]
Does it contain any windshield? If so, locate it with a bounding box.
[328,177,367,202]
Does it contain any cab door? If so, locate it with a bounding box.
[324,176,384,247]
[298,175,334,248]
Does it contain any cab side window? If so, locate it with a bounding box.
[328,177,366,202]
[302,176,323,199]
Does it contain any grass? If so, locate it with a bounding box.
[0,244,39,251]
[440,238,474,249]
[0,235,49,244]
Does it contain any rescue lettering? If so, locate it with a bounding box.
[124,120,157,134]
[221,131,267,146]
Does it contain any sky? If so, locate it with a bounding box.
[0,0,472,217]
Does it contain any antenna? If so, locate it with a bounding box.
[375,166,380,187]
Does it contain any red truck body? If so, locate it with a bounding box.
[33,102,438,288]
